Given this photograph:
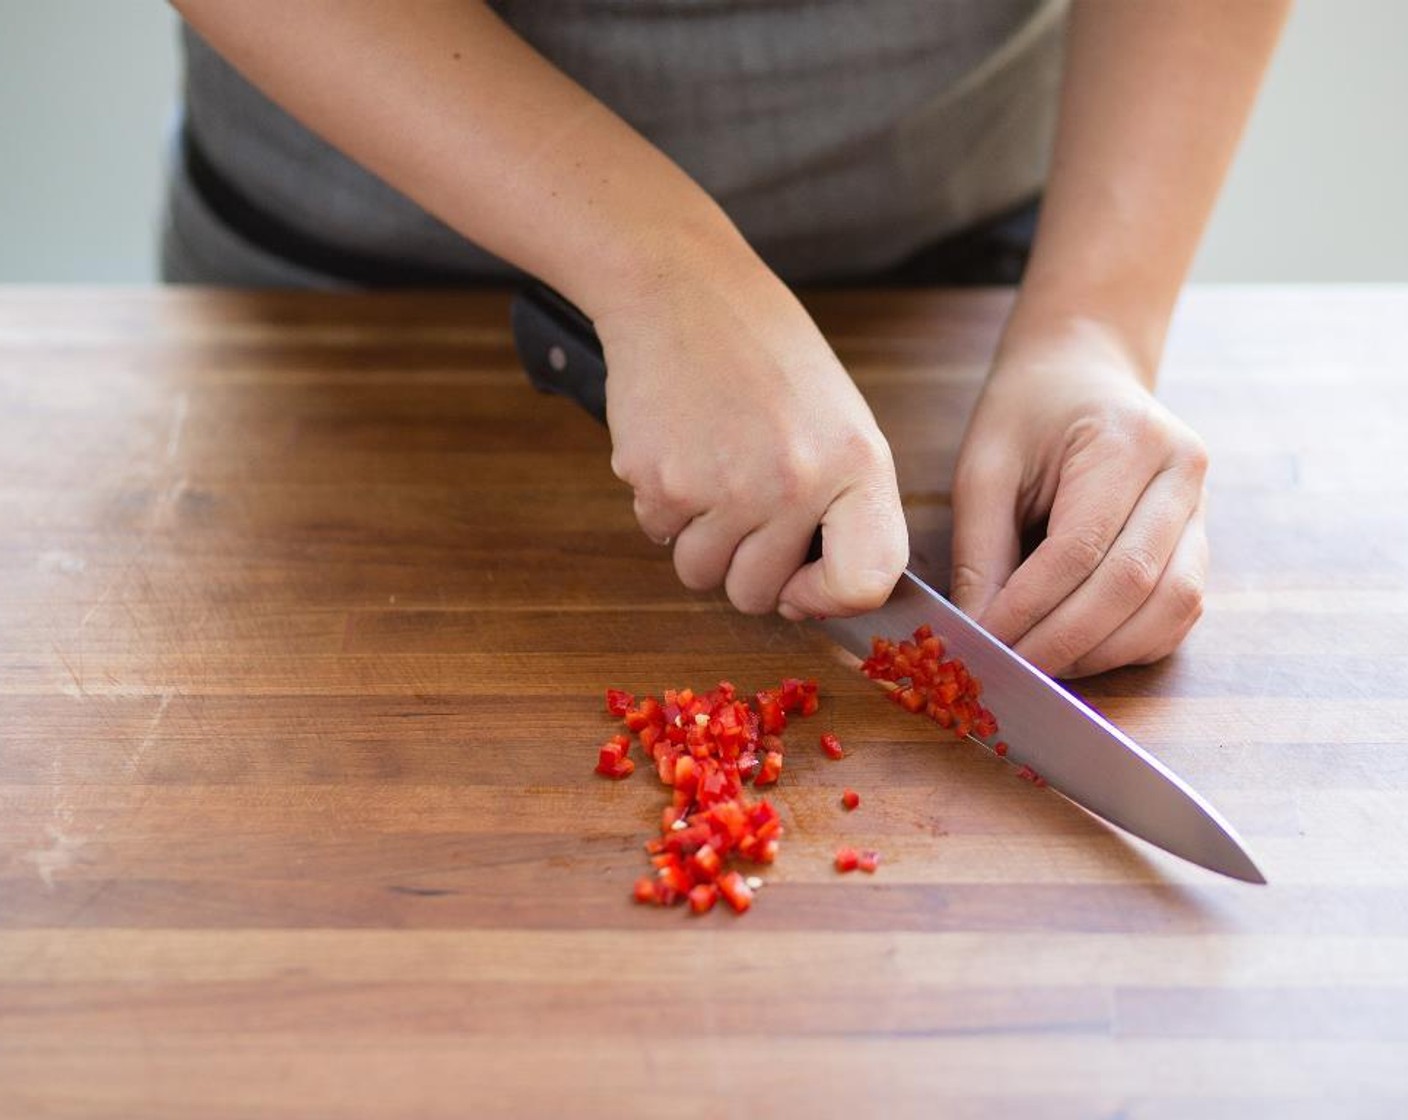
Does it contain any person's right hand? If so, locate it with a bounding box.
[592,260,908,619]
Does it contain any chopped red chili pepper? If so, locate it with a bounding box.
[841,789,860,811]
[686,844,722,882]
[860,625,1001,752]
[754,749,783,786]
[600,677,822,915]
[1015,764,1048,786]
[993,741,1009,758]
[857,850,880,873]
[688,882,718,914]
[834,847,860,873]
[820,732,845,760]
[717,870,755,913]
[594,733,635,779]
[605,688,635,717]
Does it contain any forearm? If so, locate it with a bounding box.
[1006,0,1290,381]
[170,0,754,316]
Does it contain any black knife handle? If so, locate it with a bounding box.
[510,282,607,424]
[509,281,823,564]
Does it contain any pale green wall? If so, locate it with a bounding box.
[0,1,1402,282]
[0,1,180,282]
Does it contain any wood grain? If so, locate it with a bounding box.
[3,287,1407,1118]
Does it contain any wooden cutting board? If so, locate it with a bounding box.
[2,287,1406,1118]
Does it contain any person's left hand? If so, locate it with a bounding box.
[947,318,1209,679]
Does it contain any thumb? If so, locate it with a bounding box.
[777,477,908,618]
[948,453,1022,622]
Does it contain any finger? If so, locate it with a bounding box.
[671,506,754,593]
[1011,466,1198,674]
[948,450,1023,621]
[724,512,818,615]
[1056,495,1209,678]
[977,435,1161,646]
[776,475,908,618]
[632,491,697,548]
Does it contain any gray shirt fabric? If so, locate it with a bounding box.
[164,1,1067,288]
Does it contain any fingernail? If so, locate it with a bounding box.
[777,602,804,622]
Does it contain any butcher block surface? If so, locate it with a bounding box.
[2,287,1406,1118]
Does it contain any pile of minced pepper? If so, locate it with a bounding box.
[597,678,817,915]
[860,624,1000,741]
[595,624,1013,917]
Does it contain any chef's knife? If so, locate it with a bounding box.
[511,282,1266,885]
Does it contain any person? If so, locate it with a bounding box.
[164,0,1289,678]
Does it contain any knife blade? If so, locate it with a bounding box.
[510,281,1266,885]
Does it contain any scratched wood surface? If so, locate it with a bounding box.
[2,288,1406,1119]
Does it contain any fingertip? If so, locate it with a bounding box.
[849,567,903,610]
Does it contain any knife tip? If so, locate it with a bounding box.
[1219,846,1269,886]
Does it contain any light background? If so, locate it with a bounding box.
[1,0,1404,283]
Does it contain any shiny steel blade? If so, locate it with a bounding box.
[817,570,1266,884]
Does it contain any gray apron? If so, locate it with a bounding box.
[162,0,1066,287]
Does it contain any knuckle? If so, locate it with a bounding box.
[839,426,894,477]
[1121,403,1160,443]
[771,448,820,503]
[948,561,986,600]
[1052,525,1110,584]
[1109,544,1162,602]
[609,448,636,485]
[1042,627,1093,675]
[1166,569,1206,621]
[1181,435,1211,478]
[654,463,696,509]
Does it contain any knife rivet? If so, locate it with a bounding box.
[547,345,567,373]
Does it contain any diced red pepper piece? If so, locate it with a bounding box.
[896,687,926,714]
[687,844,722,882]
[993,741,1009,758]
[754,749,783,786]
[834,847,860,873]
[717,870,754,913]
[756,692,787,735]
[688,882,718,914]
[672,753,699,794]
[606,688,635,717]
[820,732,845,760]
[857,850,880,873]
[841,789,860,811]
[633,876,657,904]
[653,879,681,907]
[595,736,635,779]
[658,862,692,898]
